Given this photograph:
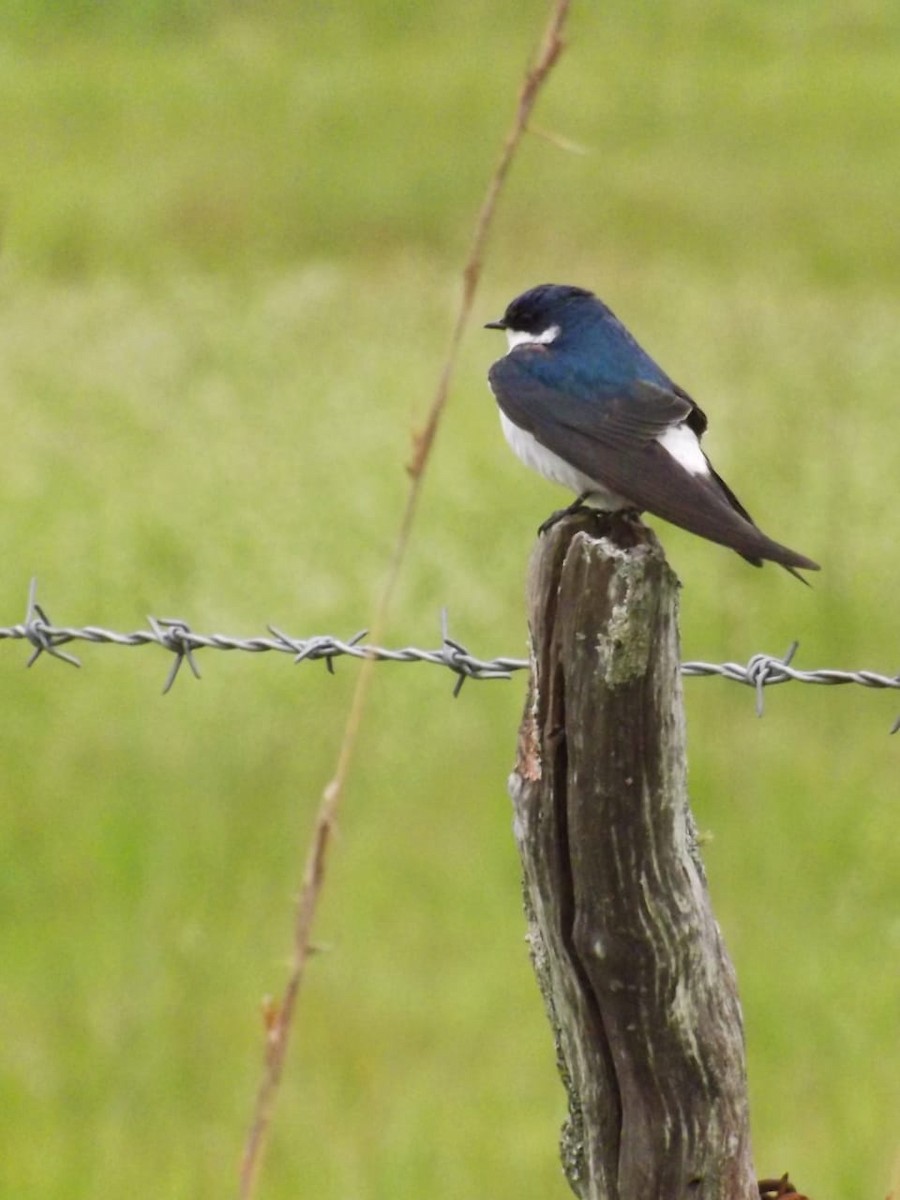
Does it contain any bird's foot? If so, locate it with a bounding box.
[537,492,599,536]
[537,494,639,537]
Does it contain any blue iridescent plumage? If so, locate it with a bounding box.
[486,284,818,576]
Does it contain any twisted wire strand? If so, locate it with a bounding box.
[2,581,897,730]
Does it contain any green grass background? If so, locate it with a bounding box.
[2,2,898,1196]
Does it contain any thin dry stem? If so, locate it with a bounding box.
[238,3,572,1195]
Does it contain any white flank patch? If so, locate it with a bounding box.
[505,324,560,353]
[656,422,709,476]
[499,413,630,510]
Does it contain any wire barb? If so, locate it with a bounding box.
[147,617,203,694]
[744,641,800,718]
[22,577,82,670]
[2,582,898,731]
[438,608,512,696]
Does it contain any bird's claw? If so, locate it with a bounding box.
[538,492,597,536]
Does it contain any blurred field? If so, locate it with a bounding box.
[1,2,898,1197]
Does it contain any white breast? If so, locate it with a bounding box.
[499,413,630,510]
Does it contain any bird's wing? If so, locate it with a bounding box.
[490,351,698,438]
[488,352,817,570]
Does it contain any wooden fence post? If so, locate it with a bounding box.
[509,512,757,1200]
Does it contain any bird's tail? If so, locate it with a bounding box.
[734,531,820,579]
[703,464,820,580]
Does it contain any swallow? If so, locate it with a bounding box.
[485,283,819,578]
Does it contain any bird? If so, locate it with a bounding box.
[485,283,819,578]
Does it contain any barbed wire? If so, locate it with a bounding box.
[2,581,898,732]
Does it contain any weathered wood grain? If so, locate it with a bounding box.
[510,511,756,1200]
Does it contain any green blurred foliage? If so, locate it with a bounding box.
[1,2,898,1198]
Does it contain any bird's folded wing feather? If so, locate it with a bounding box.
[488,352,768,556]
[489,354,699,441]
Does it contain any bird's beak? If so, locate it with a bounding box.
[484,319,506,330]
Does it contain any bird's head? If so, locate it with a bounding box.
[484,283,600,352]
